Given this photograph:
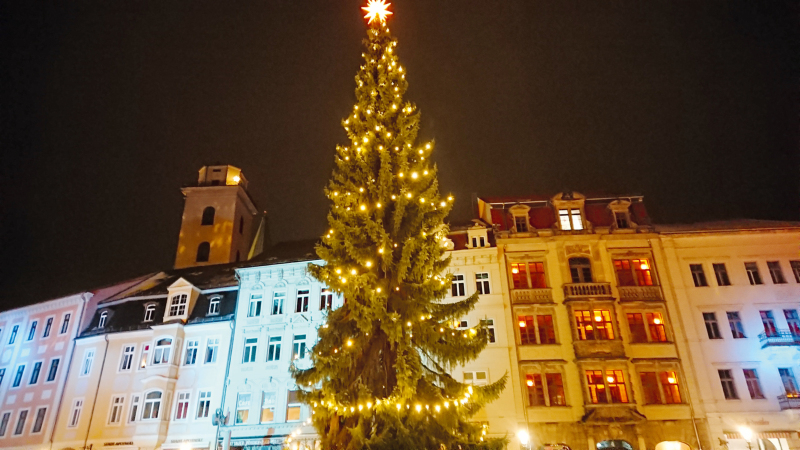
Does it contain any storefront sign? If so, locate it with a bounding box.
[104,442,134,447]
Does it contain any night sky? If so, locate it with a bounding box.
[2,1,798,310]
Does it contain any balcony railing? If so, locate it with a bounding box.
[564,283,613,299]
[758,330,800,348]
[617,286,663,302]
[511,288,554,303]
[778,394,800,410]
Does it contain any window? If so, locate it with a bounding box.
[713,264,731,286]
[647,313,667,342]
[109,396,125,424]
[703,313,722,339]
[261,392,276,423]
[574,310,614,340]
[115,345,134,372]
[184,340,198,365]
[197,391,212,418]
[471,236,486,248]
[175,392,190,420]
[640,371,681,404]
[243,338,258,363]
[627,314,648,343]
[785,310,800,337]
[8,325,18,344]
[559,209,583,231]
[791,261,800,283]
[268,337,282,362]
[60,314,71,334]
[196,242,210,262]
[463,371,489,386]
[768,261,786,284]
[81,349,95,376]
[568,258,592,283]
[779,368,798,395]
[139,345,150,369]
[153,338,172,365]
[272,292,285,315]
[0,368,4,385]
[526,373,545,406]
[320,289,333,310]
[27,321,38,340]
[293,335,307,360]
[296,290,310,313]
[640,372,660,404]
[68,399,83,427]
[29,362,42,385]
[208,297,220,315]
[510,262,547,289]
[586,370,628,403]
[144,304,156,322]
[451,274,466,297]
[690,264,708,287]
[524,371,566,406]
[614,259,654,286]
[745,262,763,285]
[514,215,529,232]
[142,391,162,420]
[201,206,215,225]
[456,319,469,330]
[12,365,25,387]
[169,294,188,317]
[13,410,28,435]
[760,310,777,337]
[236,393,251,424]
[98,312,107,329]
[475,273,491,295]
[614,211,629,229]
[718,369,738,399]
[724,312,746,339]
[205,338,219,363]
[660,371,681,403]
[743,369,765,399]
[248,294,262,317]
[128,395,140,423]
[31,407,46,434]
[481,319,496,343]
[287,390,302,421]
[626,312,666,342]
[46,359,59,382]
[0,412,9,436]
[42,318,53,338]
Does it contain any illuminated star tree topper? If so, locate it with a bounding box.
[362,0,393,25]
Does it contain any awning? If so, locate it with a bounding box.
[724,432,798,440]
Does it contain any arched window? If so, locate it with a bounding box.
[569,257,593,283]
[153,338,172,365]
[196,242,210,262]
[142,391,162,419]
[201,207,215,226]
[98,312,107,329]
[143,304,156,322]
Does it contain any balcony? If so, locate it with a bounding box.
[778,394,800,410]
[758,330,800,348]
[617,286,663,302]
[573,339,626,359]
[511,288,554,303]
[564,283,613,299]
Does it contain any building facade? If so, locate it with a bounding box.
[659,221,800,450]
[478,193,710,450]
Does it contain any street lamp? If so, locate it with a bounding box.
[518,430,531,450]
[739,426,754,450]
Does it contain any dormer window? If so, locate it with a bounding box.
[208,297,220,316]
[144,305,156,322]
[168,294,188,317]
[614,212,629,229]
[559,209,583,231]
[467,223,490,249]
[471,236,486,248]
[514,216,529,232]
[608,199,635,231]
[98,312,108,329]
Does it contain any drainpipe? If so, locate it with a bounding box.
[49,292,91,450]
[83,334,110,450]
[216,283,240,450]
[650,239,704,450]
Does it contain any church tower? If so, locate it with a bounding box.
[174,165,262,269]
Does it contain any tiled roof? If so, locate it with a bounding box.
[657,219,800,233]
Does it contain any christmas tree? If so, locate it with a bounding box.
[293,2,505,449]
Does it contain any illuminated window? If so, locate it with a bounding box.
[109,396,125,424]
[286,390,302,421]
[142,391,162,420]
[690,264,708,287]
[568,258,592,283]
[175,392,190,420]
[31,407,46,434]
[144,304,156,322]
[586,370,628,404]
[510,262,547,289]
[713,263,731,286]
[27,321,38,340]
[524,370,565,406]
[613,259,654,286]
[196,242,210,262]
[320,289,334,310]
[519,315,536,344]
[646,312,667,342]
[139,345,150,369]
[745,262,763,285]
[243,338,258,363]
[168,294,188,317]
[261,392,276,423]
[295,290,310,313]
[660,371,681,403]
[726,312,746,339]
[42,318,53,338]
[201,206,215,226]
[559,209,583,231]
[768,261,787,284]
[152,338,172,365]
[451,274,466,297]
[248,294,262,317]
[574,310,614,340]
[197,391,212,418]
[640,371,681,404]
[526,373,545,405]
[475,273,491,294]
[272,292,285,315]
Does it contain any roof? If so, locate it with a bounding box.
[657,219,800,233]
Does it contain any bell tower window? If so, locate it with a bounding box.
[196,242,210,262]
[201,207,215,226]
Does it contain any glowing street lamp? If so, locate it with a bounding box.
[739,426,754,450]
[518,429,531,448]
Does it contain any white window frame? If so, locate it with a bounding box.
[463,370,489,386]
[295,290,310,313]
[174,391,191,420]
[475,272,491,295]
[41,316,54,339]
[152,338,172,365]
[184,339,199,365]
[138,344,151,370]
[45,358,60,383]
[128,394,140,423]
[208,297,221,316]
[108,395,125,425]
[559,209,584,231]
[80,349,95,377]
[451,274,466,297]
[197,391,212,419]
[68,399,84,428]
[292,335,307,360]
[59,313,71,335]
[141,391,163,420]
[13,408,29,436]
[267,336,282,362]
[243,338,258,363]
[11,364,25,388]
[260,391,276,423]
[272,292,285,315]
[205,338,220,364]
[98,312,107,329]
[143,304,156,322]
[320,289,333,310]
[30,406,47,435]
[248,294,262,317]
[482,318,496,344]
[0,411,11,437]
[119,344,136,372]
[28,360,43,386]
[27,320,38,341]
[168,294,188,317]
[8,325,19,345]
[235,393,251,424]
[286,390,302,422]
